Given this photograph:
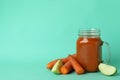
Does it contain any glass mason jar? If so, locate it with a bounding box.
[76,28,110,72]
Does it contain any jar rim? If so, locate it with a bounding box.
[78,28,100,36]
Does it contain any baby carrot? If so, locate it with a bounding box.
[69,55,85,74]
[60,61,73,74]
[46,54,76,69]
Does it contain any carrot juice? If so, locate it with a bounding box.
[76,29,103,72]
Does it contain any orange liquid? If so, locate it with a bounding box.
[76,37,102,72]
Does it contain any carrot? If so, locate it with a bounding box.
[62,54,76,64]
[60,60,73,74]
[69,55,85,74]
[46,54,76,69]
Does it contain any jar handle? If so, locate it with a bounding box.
[103,41,111,64]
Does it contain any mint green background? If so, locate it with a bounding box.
[0,0,120,80]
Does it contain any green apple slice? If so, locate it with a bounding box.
[51,59,63,74]
[98,63,117,76]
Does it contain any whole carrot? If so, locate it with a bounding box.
[60,61,73,74]
[69,55,85,74]
[46,54,76,69]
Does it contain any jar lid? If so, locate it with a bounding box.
[78,28,100,36]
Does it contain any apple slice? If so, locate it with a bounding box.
[98,63,117,76]
[51,59,63,74]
